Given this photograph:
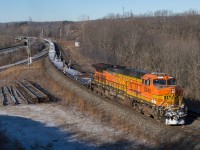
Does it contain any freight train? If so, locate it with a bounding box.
[46,39,187,125]
[92,63,187,125]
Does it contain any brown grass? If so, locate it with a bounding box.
[0,57,162,147]
[0,59,46,87]
[35,57,162,147]
[47,84,157,146]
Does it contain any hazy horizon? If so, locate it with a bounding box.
[0,0,200,23]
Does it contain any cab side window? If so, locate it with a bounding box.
[142,79,150,85]
[146,80,150,85]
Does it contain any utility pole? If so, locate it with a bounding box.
[130,10,133,17]
[41,28,44,39]
[26,38,32,68]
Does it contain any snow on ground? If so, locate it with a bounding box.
[0,103,140,149]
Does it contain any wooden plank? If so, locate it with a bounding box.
[15,81,38,104]
[21,80,49,102]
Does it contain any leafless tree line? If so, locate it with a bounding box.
[0,21,78,42]
[79,10,200,102]
[0,39,44,67]
[1,10,200,104]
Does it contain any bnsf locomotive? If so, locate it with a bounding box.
[46,39,187,125]
[92,63,187,125]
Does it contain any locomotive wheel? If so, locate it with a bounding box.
[93,86,98,94]
[132,101,138,109]
[143,104,149,116]
[137,103,144,114]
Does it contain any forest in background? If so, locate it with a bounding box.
[0,10,200,104]
[79,10,200,104]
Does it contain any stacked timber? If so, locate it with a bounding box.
[2,87,15,105]
[7,86,17,104]
[10,85,28,104]
[20,80,49,102]
[16,81,38,104]
[1,81,49,106]
[16,80,49,103]
[0,88,4,106]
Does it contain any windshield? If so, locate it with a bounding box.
[168,79,176,85]
[153,79,166,85]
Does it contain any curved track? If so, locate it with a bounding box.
[43,41,200,149]
[0,43,49,72]
[46,40,200,127]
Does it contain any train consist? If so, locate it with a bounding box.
[46,40,187,125]
[47,39,91,87]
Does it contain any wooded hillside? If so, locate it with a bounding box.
[79,10,200,103]
[1,10,200,104]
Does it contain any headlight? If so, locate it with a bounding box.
[171,88,174,93]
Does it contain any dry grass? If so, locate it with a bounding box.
[38,57,162,147]
[0,57,195,149]
[0,59,46,87]
[0,57,184,148]
[62,92,161,147]
[40,81,158,147]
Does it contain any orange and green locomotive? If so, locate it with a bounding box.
[92,63,187,125]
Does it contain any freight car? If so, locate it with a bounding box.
[92,63,187,125]
[46,39,92,87]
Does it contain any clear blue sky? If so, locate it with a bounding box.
[0,0,200,22]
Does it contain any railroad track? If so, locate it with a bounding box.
[42,40,200,148]
[0,46,48,72]
[0,44,24,51]
[52,42,200,122]
[53,41,200,125]
[46,55,200,148]
[64,67,200,123]
[0,42,50,105]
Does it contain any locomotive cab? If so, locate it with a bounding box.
[141,73,187,125]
